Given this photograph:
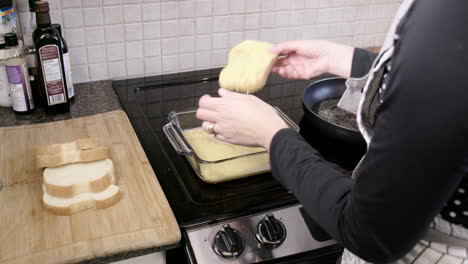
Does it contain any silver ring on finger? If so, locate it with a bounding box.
[207,122,216,135]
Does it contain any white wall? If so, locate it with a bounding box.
[15,0,401,84]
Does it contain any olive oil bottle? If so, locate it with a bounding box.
[52,24,74,101]
[32,1,69,115]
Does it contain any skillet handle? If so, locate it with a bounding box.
[163,123,190,155]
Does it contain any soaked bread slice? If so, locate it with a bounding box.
[219,40,277,94]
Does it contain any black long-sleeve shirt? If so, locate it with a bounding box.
[270,0,468,262]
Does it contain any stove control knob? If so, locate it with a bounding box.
[256,213,287,247]
[212,224,245,259]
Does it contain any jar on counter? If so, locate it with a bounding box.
[0,44,11,107]
[4,33,34,114]
[0,0,18,46]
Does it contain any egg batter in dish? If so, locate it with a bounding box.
[182,128,270,183]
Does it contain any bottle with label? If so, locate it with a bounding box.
[33,1,69,115]
[0,44,12,107]
[52,24,74,101]
[4,33,34,113]
[0,0,18,47]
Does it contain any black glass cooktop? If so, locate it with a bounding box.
[114,69,321,228]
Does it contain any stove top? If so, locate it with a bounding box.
[114,69,350,262]
[113,69,320,228]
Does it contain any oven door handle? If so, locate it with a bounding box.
[163,123,191,155]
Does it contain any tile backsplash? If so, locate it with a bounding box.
[15,0,401,84]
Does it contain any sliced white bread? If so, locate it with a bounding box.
[36,147,109,168]
[43,159,115,198]
[35,138,105,156]
[43,184,122,216]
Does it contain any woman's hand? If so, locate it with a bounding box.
[269,40,355,79]
[196,89,289,151]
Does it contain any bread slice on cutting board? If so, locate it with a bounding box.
[35,138,110,168]
[219,40,277,94]
[43,159,115,198]
[43,184,122,216]
[35,138,105,156]
[36,138,122,215]
[42,159,122,215]
[36,146,109,168]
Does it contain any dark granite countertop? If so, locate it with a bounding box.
[0,81,122,127]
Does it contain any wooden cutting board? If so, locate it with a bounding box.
[0,110,181,264]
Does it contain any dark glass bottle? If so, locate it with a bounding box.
[32,1,69,115]
[52,23,74,101]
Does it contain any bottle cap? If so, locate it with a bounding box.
[0,34,5,49]
[4,33,18,47]
[52,24,62,36]
[35,1,49,13]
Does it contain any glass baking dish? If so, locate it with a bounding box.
[163,107,299,184]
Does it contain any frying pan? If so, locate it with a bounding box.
[302,77,365,145]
